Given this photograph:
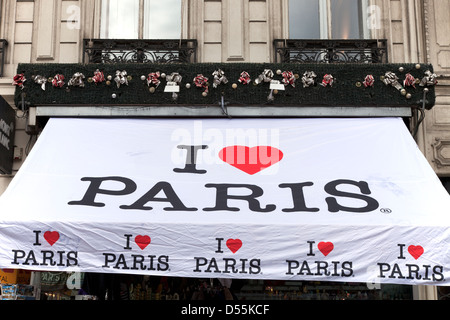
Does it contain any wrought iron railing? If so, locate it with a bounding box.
[83,39,197,64]
[274,39,388,63]
[0,40,7,77]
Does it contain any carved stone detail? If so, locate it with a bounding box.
[433,138,450,167]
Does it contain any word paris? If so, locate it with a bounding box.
[68,145,380,213]
[10,233,444,283]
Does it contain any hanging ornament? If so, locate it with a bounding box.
[52,74,65,88]
[13,74,26,89]
[254,69,273,85]
[166,72,182,84]
[114,70,129,88]
[212,69,228,88]
[363,75,375,88]
[419,70,438,87]
[165,72,182,100]
[68,72,85,87]
[382,71,403,91]
[238,71,251,85]
[92,69,105,84]
[320,74,334,87]
[301,71,317,88]
[194,74,209,95]
[146,72,161,88]
[403,73,416,89]
[33,75,47,91]
[282,71,296,87]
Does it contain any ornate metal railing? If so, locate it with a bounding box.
[83,39,197,64]
[0,40,8,77]
[274,39,388,63]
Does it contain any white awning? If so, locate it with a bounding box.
[0,117,449,286]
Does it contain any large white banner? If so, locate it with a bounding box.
[0,117,449,286]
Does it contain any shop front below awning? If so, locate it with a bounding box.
[0,117,449,286]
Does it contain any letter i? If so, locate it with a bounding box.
[215,238,224,253]
[33,230,42,246]
[397,244,406,259]
[124,234,132,250]
[307,241,315,256]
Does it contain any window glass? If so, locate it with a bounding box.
[289,0,369,39]
[143,0,182,39]
[331,0,364,39]
[289,0,321,39]
[100,0,181,39]
[100,0,139,39]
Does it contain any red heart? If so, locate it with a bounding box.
[219,146,283,175]
[135,235,151,250]
[408,245,424,260]
[226,239,243,254]
[44,231,60,246]
[318,242,334,256]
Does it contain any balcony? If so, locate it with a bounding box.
[0,39,7,77]
[83,39,198,64]
[274,39,388,63]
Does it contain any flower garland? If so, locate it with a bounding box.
[13,66,437,102]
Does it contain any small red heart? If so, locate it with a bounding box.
[219,146,283,175]
[408,245,424,260]
[226,239,243,254]
[44,231,60,246]
[135,235,151,250]
[318,242,334,256]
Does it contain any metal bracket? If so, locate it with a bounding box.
[412,88,428,138]
[219,95,232,119]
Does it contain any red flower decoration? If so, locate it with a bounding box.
[52,74,65,88]
[238,71,251,85]
[363,75,375,88]
[13,74,26,89]
[92,70,105,84]
[147,72,161,87]
[282,71,296,87]
[403,73,416,88]
[321,74,334,87]
[193,74,209,94]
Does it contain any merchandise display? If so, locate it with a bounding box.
[0,271,413,300]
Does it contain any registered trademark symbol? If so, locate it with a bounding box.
[380,208,392,213]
